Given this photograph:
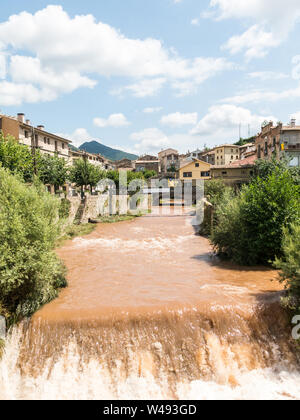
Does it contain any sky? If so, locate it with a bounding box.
[1,0,300,155]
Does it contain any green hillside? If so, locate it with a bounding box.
[79,141,138,161]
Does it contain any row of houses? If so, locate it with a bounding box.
[122,118,300,187]
[0,113,115,170]
[1,112,299,188]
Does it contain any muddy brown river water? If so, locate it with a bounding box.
[1,208,299,400]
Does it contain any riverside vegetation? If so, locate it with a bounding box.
[205,158,300,317]
[0,134,155,328]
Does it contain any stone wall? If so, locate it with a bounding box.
[66,193,150,224]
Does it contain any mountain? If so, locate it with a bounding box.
[79,141,138,161]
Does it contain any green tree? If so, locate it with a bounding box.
[69,158,104,197]
[0,133,37,182]
[205,179,228,206]
[0,168,66,323]
[211,169,300,265]
[274,224,300,313]
[39,154,69,192]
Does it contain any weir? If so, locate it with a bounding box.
[1,208,300,400]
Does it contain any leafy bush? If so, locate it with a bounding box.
[255,156,300,185]
[0,168,67,323]
[59,198,71,219]
[211,169,300,265]
[38,154,69,191]
[0,133,38,182]
[274,224,300,312]
[205,179,228,206]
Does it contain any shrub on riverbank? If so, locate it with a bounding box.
[0,168,67,324]
[274,224,300,313]
[211,169,300,265]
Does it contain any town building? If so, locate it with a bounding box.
[179,159,211,181]
[186,149,203,160]
[255,121,282,161]
[69,148,114,169]
[280,119,300,166]
[135,155,161,173]
[208,144,240,166]
[115,158,135,171]
[201,150,216,165]
[255,119,300,166]
[239,143,256,160]
[211,155,256,187]
[0,113,71,160]
[158,149,180,173]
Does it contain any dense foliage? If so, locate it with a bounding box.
[69,158,105,196]
[38,154,69,192]
[254,156,300,185]
[211,169,300,265]
[274,224,300,313]
[0,133,38,182]
[0,168,67,324]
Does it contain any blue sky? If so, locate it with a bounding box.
[1,0,300,154]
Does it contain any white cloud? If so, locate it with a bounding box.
[204,0,300,59]
[221,85,300,105]
[93,113,131,128]
[160,112,198,127]
[112,78,166,98]
[130,128,171,154]
[248,71,289,81]
[0,54,6,79]
[191,104,276,137]
[57,128,94,148]
[143,107,163,114]
[0,5,233,105]
[223,25,280,60]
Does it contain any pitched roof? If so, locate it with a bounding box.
[212,154,257,169]
[180,159,211,170]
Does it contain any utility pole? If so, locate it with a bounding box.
[31,126,37,176]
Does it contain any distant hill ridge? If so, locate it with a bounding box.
[79,141,138,162]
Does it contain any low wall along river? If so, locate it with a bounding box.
[0,207,299,400]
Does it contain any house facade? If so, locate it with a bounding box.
[211,155,256,186]
[158,148,180,172]
[255,119,300,166]
[135,155,161,173]
[0,113,71,160]
[179,160,211,181]
[69,148,113,169]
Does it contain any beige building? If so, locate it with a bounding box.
[69,148,113,169]
[179,160,211,181]
[211,155,256,186]
[209,144,240,166]
[158,148,180,172]
[0,113,71,160]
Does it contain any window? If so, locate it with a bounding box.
[201,171,210,177]
[195,163,199,168]
[44,137,47,144]
[222,171,227,175]
[231,156,234,160]
[55,141,58,151]
[183,172,192,178]
[24,131,29,138]
[258,145,261,158]
[48,138,50,145]
[62,143,65,149]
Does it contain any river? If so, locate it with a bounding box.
[0,207,299,400]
